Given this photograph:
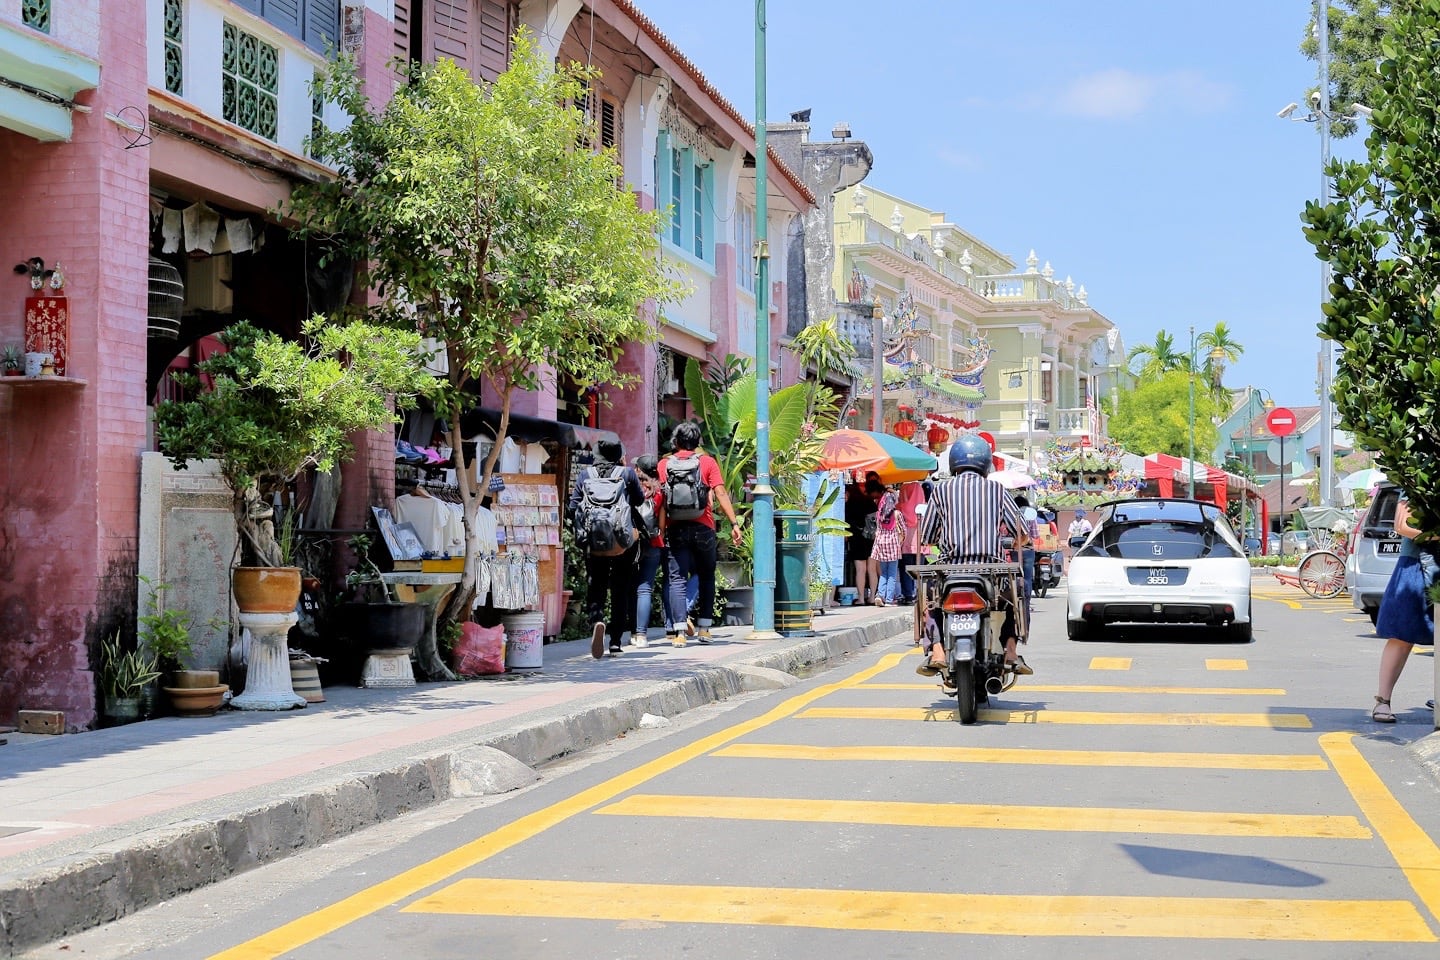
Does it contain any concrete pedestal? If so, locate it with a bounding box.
[359,647,417,688]
[232,612,306,710]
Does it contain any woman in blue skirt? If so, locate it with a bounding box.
[1372,493,1436,722]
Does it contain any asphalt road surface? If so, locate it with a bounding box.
[25,573,1440,959]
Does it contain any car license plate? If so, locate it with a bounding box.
[949,613,980,634]
[1378,540,1400,554]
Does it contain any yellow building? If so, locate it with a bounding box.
[832,184,1124,466]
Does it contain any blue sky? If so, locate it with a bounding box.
[638,0,1361,410]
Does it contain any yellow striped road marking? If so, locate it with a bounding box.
[1090,657,1131,670]
[861,682,1287,695]
[1206,659,1248,671]
[1255,593,1303,609]
[205,650,913,960]
[711,743,1329,771]
[797,706,1312,728]
[1323,732,1440,923]
[404,879,1436,942]
[594,794,1371,839]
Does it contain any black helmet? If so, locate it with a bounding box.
[948,434,993,477]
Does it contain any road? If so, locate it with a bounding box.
[25,573,1440,959]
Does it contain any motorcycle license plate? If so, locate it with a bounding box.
[949,613,980,634]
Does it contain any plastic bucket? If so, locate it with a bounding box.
[502,611,545,671]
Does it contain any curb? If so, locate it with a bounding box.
[0,613,912,957]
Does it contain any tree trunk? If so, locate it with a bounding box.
[236,483,284,568]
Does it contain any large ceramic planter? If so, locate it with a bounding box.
[102,695,142,724]
[163,683,229,717]
[722,586,754,627]
[233,567,302,614]
[338,601,426,688]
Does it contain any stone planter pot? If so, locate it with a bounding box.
[722,585,754,627]
[102,695,142,724]
[233,567,302,614]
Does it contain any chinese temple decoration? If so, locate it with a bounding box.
[19,259,69,377]
[1031,436,1144,508]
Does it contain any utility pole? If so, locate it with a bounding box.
[1316,0,1336,507]
[870,302,884,433]
[1187,324,1196,498]
[748,0,777,638]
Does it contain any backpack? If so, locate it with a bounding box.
[577,465,636,557]
[664,454,709,521]
[636,492,661,541]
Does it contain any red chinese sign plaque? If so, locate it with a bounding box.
[24,295,69,376]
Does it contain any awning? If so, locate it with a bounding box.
[461,407,619,449]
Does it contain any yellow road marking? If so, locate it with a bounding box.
[596,794,1371,839]
[404,879,1436,942]
[798,706,1312,728]
[711,743,1329,771]
[1090,657,1131,670]
[206,651,911,959]
[1322,732,1440,923]
[1256,593,1303,610]
[1206,659,1248,671]
[862,682,1287,695]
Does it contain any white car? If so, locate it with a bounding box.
[1066,498,1253,643]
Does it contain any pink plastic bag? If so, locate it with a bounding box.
[452,622,506,676]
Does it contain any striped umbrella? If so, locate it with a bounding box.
[818,429,938,484]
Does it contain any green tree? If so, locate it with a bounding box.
[1299,1,1392,139]
[289,32,682,608]
[1127,329,1186,380]
[1302,0,1440,527]
[1197,321,1244,404]
[1108,370,1223,461]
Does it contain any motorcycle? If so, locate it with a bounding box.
[1034,550,1062,598]
[910,560,1027,724]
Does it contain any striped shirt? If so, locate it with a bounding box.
[920,473,1025,563]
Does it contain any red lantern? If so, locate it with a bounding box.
[927,423,949,451]
[894,418,917,440]
[846,407,858,418]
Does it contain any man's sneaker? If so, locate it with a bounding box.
[696,627,712,644]
[609,644,623,656]
[1007,656,1034,676]
[590,622,606,659]
[671,632,686,648]
[632,633,649,649]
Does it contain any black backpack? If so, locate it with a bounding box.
[577,466,636,557]
[664,455,709,521]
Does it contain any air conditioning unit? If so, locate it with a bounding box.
[184,254,233,313]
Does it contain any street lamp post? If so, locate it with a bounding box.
[1238,387,1273,551]
[1187,325,1196,498]
[749,0,777,638]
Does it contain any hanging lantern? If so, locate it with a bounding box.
[148,257,184,340]
[894,418,917,440]
[927,423,949,451]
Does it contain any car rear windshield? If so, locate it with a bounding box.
[1080,521,1243,560]
[1362,487,1400,536]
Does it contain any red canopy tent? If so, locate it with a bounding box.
[1143,453,1229,508]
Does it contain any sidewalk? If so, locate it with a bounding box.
[0,604,912,957]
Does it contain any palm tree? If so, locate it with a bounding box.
[1127,330,1185,380]
[1198,321,1244,405]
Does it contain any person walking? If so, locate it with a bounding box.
[896,480,926,603]
[632,455,672,649]
[1371,493,1437,722]
[659,421,743,645]
[871,488,907,606]
[567,439,644,658]
[846,472,883,604]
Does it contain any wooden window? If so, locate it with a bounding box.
[222,22,279,140]
[229,0,338,54]
[692,161,705,259]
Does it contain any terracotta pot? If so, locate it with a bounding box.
[232,567,302,613]
[170,669,221,689]
[163,684,229,717]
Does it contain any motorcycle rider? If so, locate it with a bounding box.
[917,434,1032,677]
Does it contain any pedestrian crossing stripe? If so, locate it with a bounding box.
[593,794,1371,839]
[861,682,1288,695]
[711,743,1330,771]
[403,879,1436,942]
[797,707,1313,728]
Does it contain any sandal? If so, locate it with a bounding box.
[1372,696,1396,723]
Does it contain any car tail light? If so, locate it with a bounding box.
[942,589,987,612]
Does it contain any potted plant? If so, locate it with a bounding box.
[99,629,161,725]
[337,534,425,673]
[138,576,229,716]
[2,344,21,376]
[154,318,434,708]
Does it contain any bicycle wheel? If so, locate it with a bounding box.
[1297,550,1346,599]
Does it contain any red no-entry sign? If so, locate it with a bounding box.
[1265,407,1298,438]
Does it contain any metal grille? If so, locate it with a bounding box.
[21,0,49,32]
[222,22,278,140]
[163,0,183,94]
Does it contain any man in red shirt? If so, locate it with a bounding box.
[658,420,743,645]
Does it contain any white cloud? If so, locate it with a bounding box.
[1056,68,1233,119]
[935,146,983,171]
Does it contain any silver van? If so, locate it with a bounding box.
[1346,483,1402,624]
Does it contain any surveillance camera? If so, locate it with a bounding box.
[1277,102,1299,119]
[1309,91,1322,107]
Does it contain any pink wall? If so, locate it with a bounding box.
[0,12,150,729]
